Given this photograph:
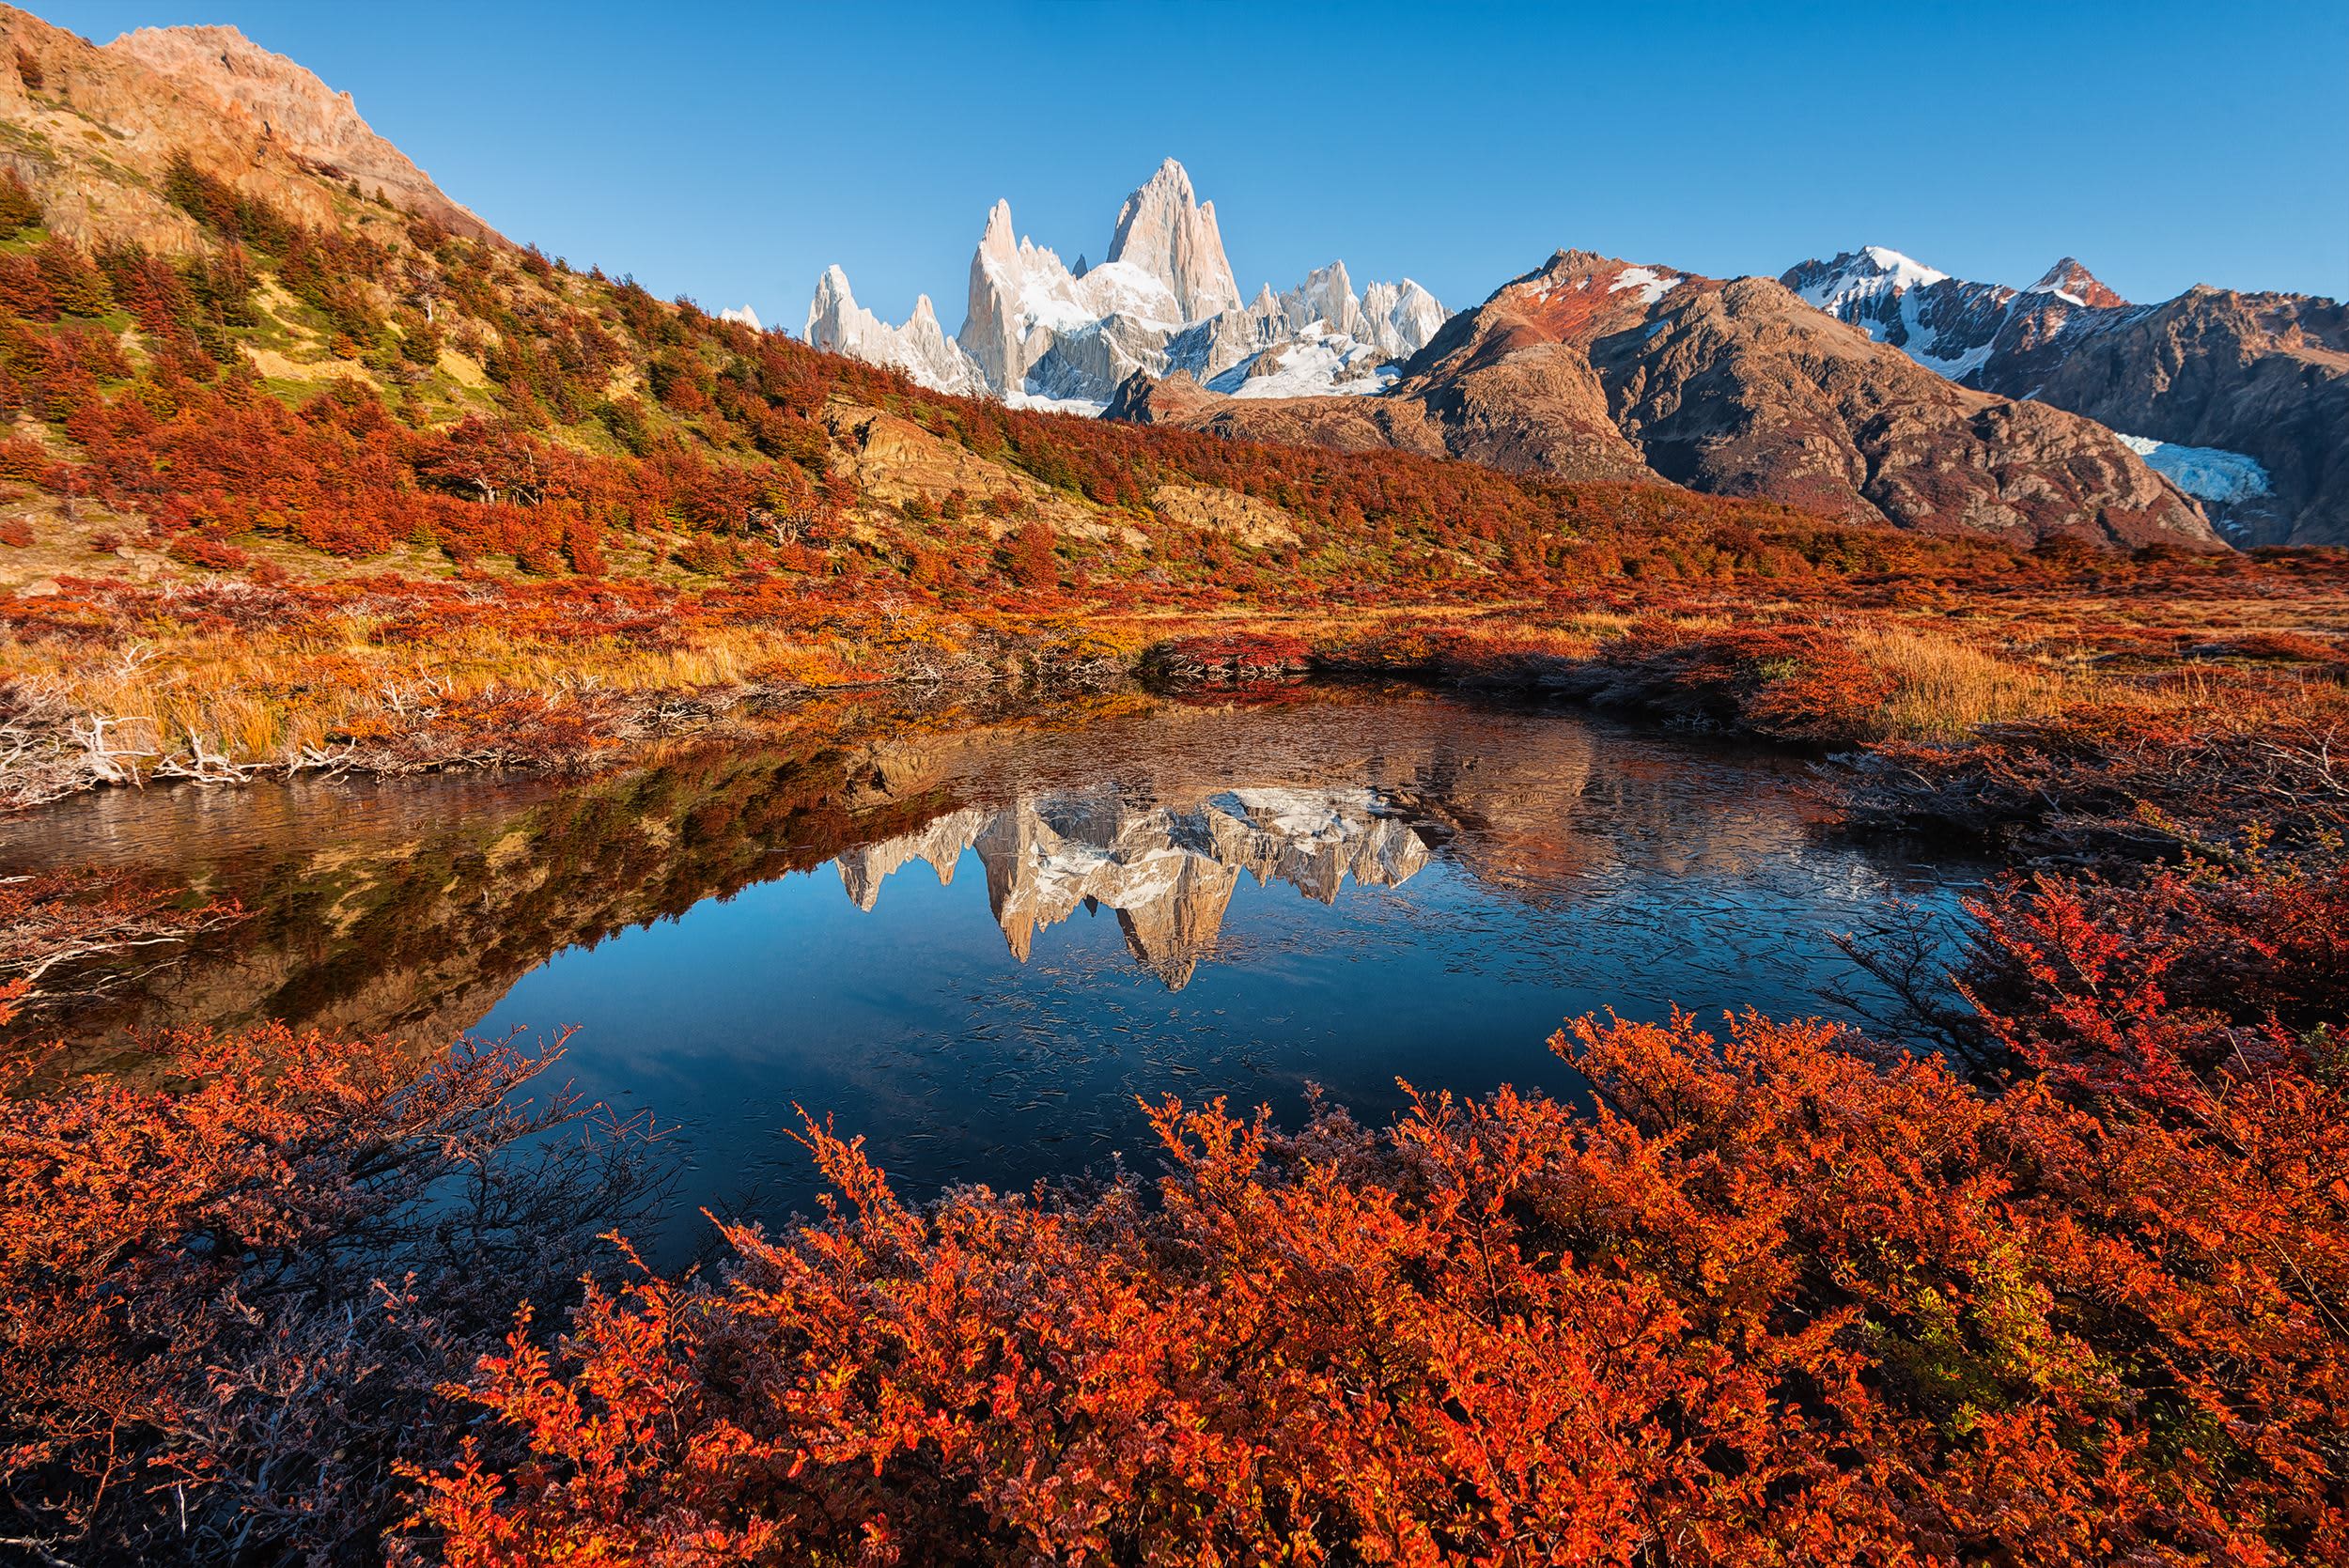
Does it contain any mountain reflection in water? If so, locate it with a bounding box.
[0,689,1977,1264]
[836,787,1431,987]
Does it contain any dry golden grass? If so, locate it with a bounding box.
[0,617,912,769]
[1846,627,2079,740]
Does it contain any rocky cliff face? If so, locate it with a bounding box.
[1783,247,2346,544]
[107,23,495,242]
[0,7,495,254]
[1106,157,1243,323]
[1114,249,2220,550]
[804,266,987,396]
[807,158,1448,408]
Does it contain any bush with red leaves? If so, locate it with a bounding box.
[402,869,2349,1565]
[0,1021,663,1566]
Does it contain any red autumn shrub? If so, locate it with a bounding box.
[2197,629,2342,663]
[1002,518,1058,588]
[0,1021,661,1565]
[1959,857,2349,1104]
[166,532,252,571]
[1573,622,1895,742]
[406,972,2349,1565]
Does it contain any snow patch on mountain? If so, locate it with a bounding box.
[1608,266,1683,305]
[1206,324,1396,399]
[1788,246,1948,316]
[719,303,763,332]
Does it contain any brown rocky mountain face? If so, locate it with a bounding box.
[0,5,494,252]
[1112,251,2220,551]
[1782,249,2347,545]
[1970,288,2349,547]
[109,23,496,243]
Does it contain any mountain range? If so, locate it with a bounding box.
[0,2,2336,553]
[1782,246,2344,545]
[804,159,1448,410]
[807,165,2338,548]
[1109,247,2213,550]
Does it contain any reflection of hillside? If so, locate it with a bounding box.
[836,787,1430,986]
[2,689,1859,1052]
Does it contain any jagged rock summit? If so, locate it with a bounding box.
[803,158,1448,409]
[1108,157,1242,323]
[804,266,986,396]
[1782,246,2347,544]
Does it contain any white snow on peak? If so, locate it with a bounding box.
[1859,246,1948,288]
[719,303,763,332]
[1792,246,1948,315]
[804,159,1446,407]
[1608,266,1683,305]
[2115,433,2272,504]
[2028,284,2088,306]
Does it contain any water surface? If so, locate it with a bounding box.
[2,690,1973,1262]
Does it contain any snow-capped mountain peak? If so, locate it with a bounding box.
[1785,245,1950,316]
[802,159,1449,410]
[804,266,985,396]
[1107,158,1243,323]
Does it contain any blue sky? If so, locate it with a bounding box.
[38,0,2346,330]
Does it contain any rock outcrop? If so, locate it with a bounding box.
[1783,246,2346,543]
[1115,249,2221,551]
[0,7,496,254]
[803,266,987,396]
[806,158,1447,407]
[107,23,496,242]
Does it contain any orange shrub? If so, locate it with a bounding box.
[408,933,2349,1564]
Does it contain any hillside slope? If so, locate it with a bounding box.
[0,1,1949,617]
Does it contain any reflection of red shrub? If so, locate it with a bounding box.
[1143,629,1311,683]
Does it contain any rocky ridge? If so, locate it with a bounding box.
[107,23,495,242]
[1112,249,2220,550]
[0,7,495,252]
[1783,246,2347,543]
